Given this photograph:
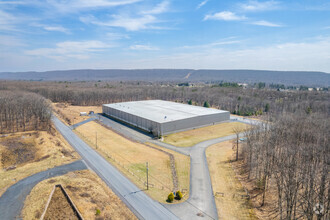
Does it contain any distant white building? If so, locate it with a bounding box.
[238,83,248,88]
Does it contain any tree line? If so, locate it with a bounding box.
[1,80,326,117]
[0,90,51,133]
[242,113,329,219]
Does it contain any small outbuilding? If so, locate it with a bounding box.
[80,112,87,116]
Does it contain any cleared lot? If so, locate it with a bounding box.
[163,122,248,147]
[0,130,79,197]
[206,141,256,220]
[75,121,189,202]
[52,103,102,125]
[22,170,137,220]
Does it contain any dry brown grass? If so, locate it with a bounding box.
[75,121,180,203]
[145,143,190,201]
[52,103,102,125]
[0,130,79,197]
[43,186,79,220]
[206,141,257,220]
[22,170,137,220]
[163,122,249,147]
[232,159,280,220]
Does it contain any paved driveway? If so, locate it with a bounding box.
[52,116,179,220]
[0,160,86,220]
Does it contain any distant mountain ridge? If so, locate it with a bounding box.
[0,69,329,87]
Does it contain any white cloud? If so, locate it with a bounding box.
[25,40,112,60]
[141,1,169,15]
[0,10,18,31]
[74,0,141,8]
[250,20,282,27]
[0,35,25,47]
[204,11,247,21]
[0,9,38,32]
[180,38,241,49]
[126,37,330,72]
[0,1,26,5]
[4,37,330,73]
[47,0,141,12]
[80,13,160,31]
[130,44,159,50]
[197,0,209,9]
[30,23,70,34]
[80,1,170,31]
[239,0,280,12]
[44,25,70,33]
[109,14,157,31]
[106,32,130,40]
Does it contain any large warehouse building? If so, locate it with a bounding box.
[102,100,230,136]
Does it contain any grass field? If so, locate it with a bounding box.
[52,103,102,125]
[0,130,79,197]
[75,121,189,203]
[146,143,190,198]
[206,141,256,220]
[163,122,248,147]
[22,170,137,220]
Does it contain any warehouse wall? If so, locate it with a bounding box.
[103,105,161,134]
[161,111,230,135]
[103,105,230,136]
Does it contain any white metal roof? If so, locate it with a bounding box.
[103,100,229,124]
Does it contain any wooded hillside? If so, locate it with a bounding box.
[1,69,329,86]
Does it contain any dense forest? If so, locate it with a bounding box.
[0,90,51,133]
[243,113,329,220]
[1,80,328,117]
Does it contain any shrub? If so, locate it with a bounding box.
[167,192,174,203]
[95,209,101,216]
[203,101,210,108]
[175,190,183,200]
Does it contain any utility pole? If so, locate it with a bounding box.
[146,162,149,190]
[96,131,98,149]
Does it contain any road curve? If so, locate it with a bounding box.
[0,160,87,220]
[52,116,179,220]
[96,114,258,220]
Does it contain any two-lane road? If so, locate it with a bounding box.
[52,116,179,220]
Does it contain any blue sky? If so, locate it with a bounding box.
[0,0,330,72]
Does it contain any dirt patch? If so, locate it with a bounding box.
[1,136,37,168]
[48,179,56,184]
[79,192,90,198]
[43,187,79,220]
[35,155,50,162]
[66,185,79,192]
